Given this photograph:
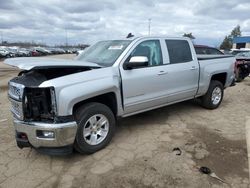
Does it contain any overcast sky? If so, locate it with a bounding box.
[0,0,249,46]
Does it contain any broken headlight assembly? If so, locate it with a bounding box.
[23,87,57,121]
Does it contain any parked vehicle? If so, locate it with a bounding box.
[231,48,250,56]
[235,51,250,82]
[16,48,31,57]
[5,48,17,57]
[5,36,236,155]
[34,47,51,55]
[29,49,40,56]
[76,50,85,56]
[0,49,10,58]
[194,45,224,55]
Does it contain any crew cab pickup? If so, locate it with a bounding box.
[5,37,235,155]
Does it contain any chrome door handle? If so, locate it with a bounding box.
[190,66,197,70]
[158,71,168,75]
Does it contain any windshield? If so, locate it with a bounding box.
[77,40,131,66]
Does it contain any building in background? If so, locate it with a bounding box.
[233,36,250,49]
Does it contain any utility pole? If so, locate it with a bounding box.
[148,18,151,36]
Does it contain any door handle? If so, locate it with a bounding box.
[158,71,168,75]
[190,66,197,70]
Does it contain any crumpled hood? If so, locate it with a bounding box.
[4,57,101,70]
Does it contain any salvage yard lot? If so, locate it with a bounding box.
[0,54,249,188]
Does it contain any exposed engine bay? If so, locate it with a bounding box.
[9,66,93,122]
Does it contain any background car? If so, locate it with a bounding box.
[235,51,250,82]
[231,48,250,56]
[0,49,10,58]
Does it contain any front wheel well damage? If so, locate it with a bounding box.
[73,92,118,118]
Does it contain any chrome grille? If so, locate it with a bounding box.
[8,82,25,101]
[9,98,24,120]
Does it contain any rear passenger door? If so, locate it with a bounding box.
[164,39,199,102]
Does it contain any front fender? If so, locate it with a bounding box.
[39,66,123,117]
[57,76,122,116]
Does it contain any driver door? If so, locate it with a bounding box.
[119,39,169,115]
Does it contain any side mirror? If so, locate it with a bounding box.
[125,56,149,69]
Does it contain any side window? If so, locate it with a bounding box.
[130,40,163,66]
[165,40,193,64]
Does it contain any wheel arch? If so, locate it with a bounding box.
[73,92,118,118]
[210,72,227,87]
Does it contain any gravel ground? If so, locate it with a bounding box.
[0,55,249,188]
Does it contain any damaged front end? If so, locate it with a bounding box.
[24,87,57,121]
[8,67,92,122]
[7,67,94,154]
[9,71,57,122]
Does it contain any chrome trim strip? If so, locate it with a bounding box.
[8,82,25,101]
[9,98,24,120]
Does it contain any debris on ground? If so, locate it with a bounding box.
[172,147,182,155]
[199,166,226,183]
[0,119,7,123]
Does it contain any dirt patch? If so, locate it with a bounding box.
[72,151,207,188]
[187,127,248,180]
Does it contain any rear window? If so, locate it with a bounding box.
[165,40,192,64]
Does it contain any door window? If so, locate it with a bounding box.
[165,40,192,64]
[130,40,163,67]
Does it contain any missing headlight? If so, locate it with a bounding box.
[24,87,57,121]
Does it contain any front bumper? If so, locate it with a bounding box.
[14,119,77,148]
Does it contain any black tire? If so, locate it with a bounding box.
[74,102,116,154]
[201,80,224,109]
[235,67,244,82]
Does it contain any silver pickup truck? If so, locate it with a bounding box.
[5,37,235,155]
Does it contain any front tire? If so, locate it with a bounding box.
[201,80,224,109]
[74,102,116,154]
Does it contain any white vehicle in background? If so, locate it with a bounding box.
[0,48,9,58]
[231,48,250,56]
[76,47,89,56]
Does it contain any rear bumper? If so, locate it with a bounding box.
[14,119,77,148]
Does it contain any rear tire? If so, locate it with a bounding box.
[201,80,224,109]
[74,102,116,154]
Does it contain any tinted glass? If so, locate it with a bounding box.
[130,40,163,66]
[165,40,192,64]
